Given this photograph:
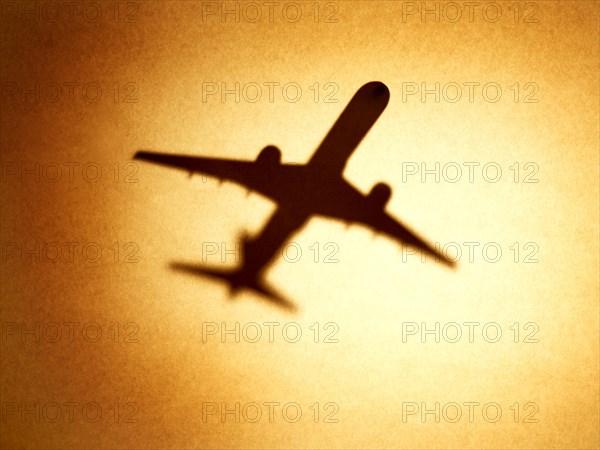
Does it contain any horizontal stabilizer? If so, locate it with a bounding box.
[169,262,297,311]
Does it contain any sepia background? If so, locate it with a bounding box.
[1,0,598,448]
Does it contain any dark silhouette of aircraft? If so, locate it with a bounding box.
[135,81,455,311]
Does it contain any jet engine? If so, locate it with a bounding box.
[368,182,392,209]
[256,145,281,166]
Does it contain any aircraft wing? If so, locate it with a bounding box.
[134,151,272,197]
[327,208,456,268]
[372,212,455,267]
[308,81,390,174]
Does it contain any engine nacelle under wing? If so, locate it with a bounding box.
[368,182,392,209]
[256,145,281,166]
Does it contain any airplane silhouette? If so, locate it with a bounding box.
[135,81,455,311]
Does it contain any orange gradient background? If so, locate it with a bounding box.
[1,1,598,448]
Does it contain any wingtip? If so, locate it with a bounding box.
[445,259,458,270]
[133,150,147,160]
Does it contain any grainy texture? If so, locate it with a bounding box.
[0,1,598,448]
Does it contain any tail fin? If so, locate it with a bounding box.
[169,262,297,311]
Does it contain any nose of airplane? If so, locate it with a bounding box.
[361,81,390,101]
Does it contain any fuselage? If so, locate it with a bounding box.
[245,162,380,221]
